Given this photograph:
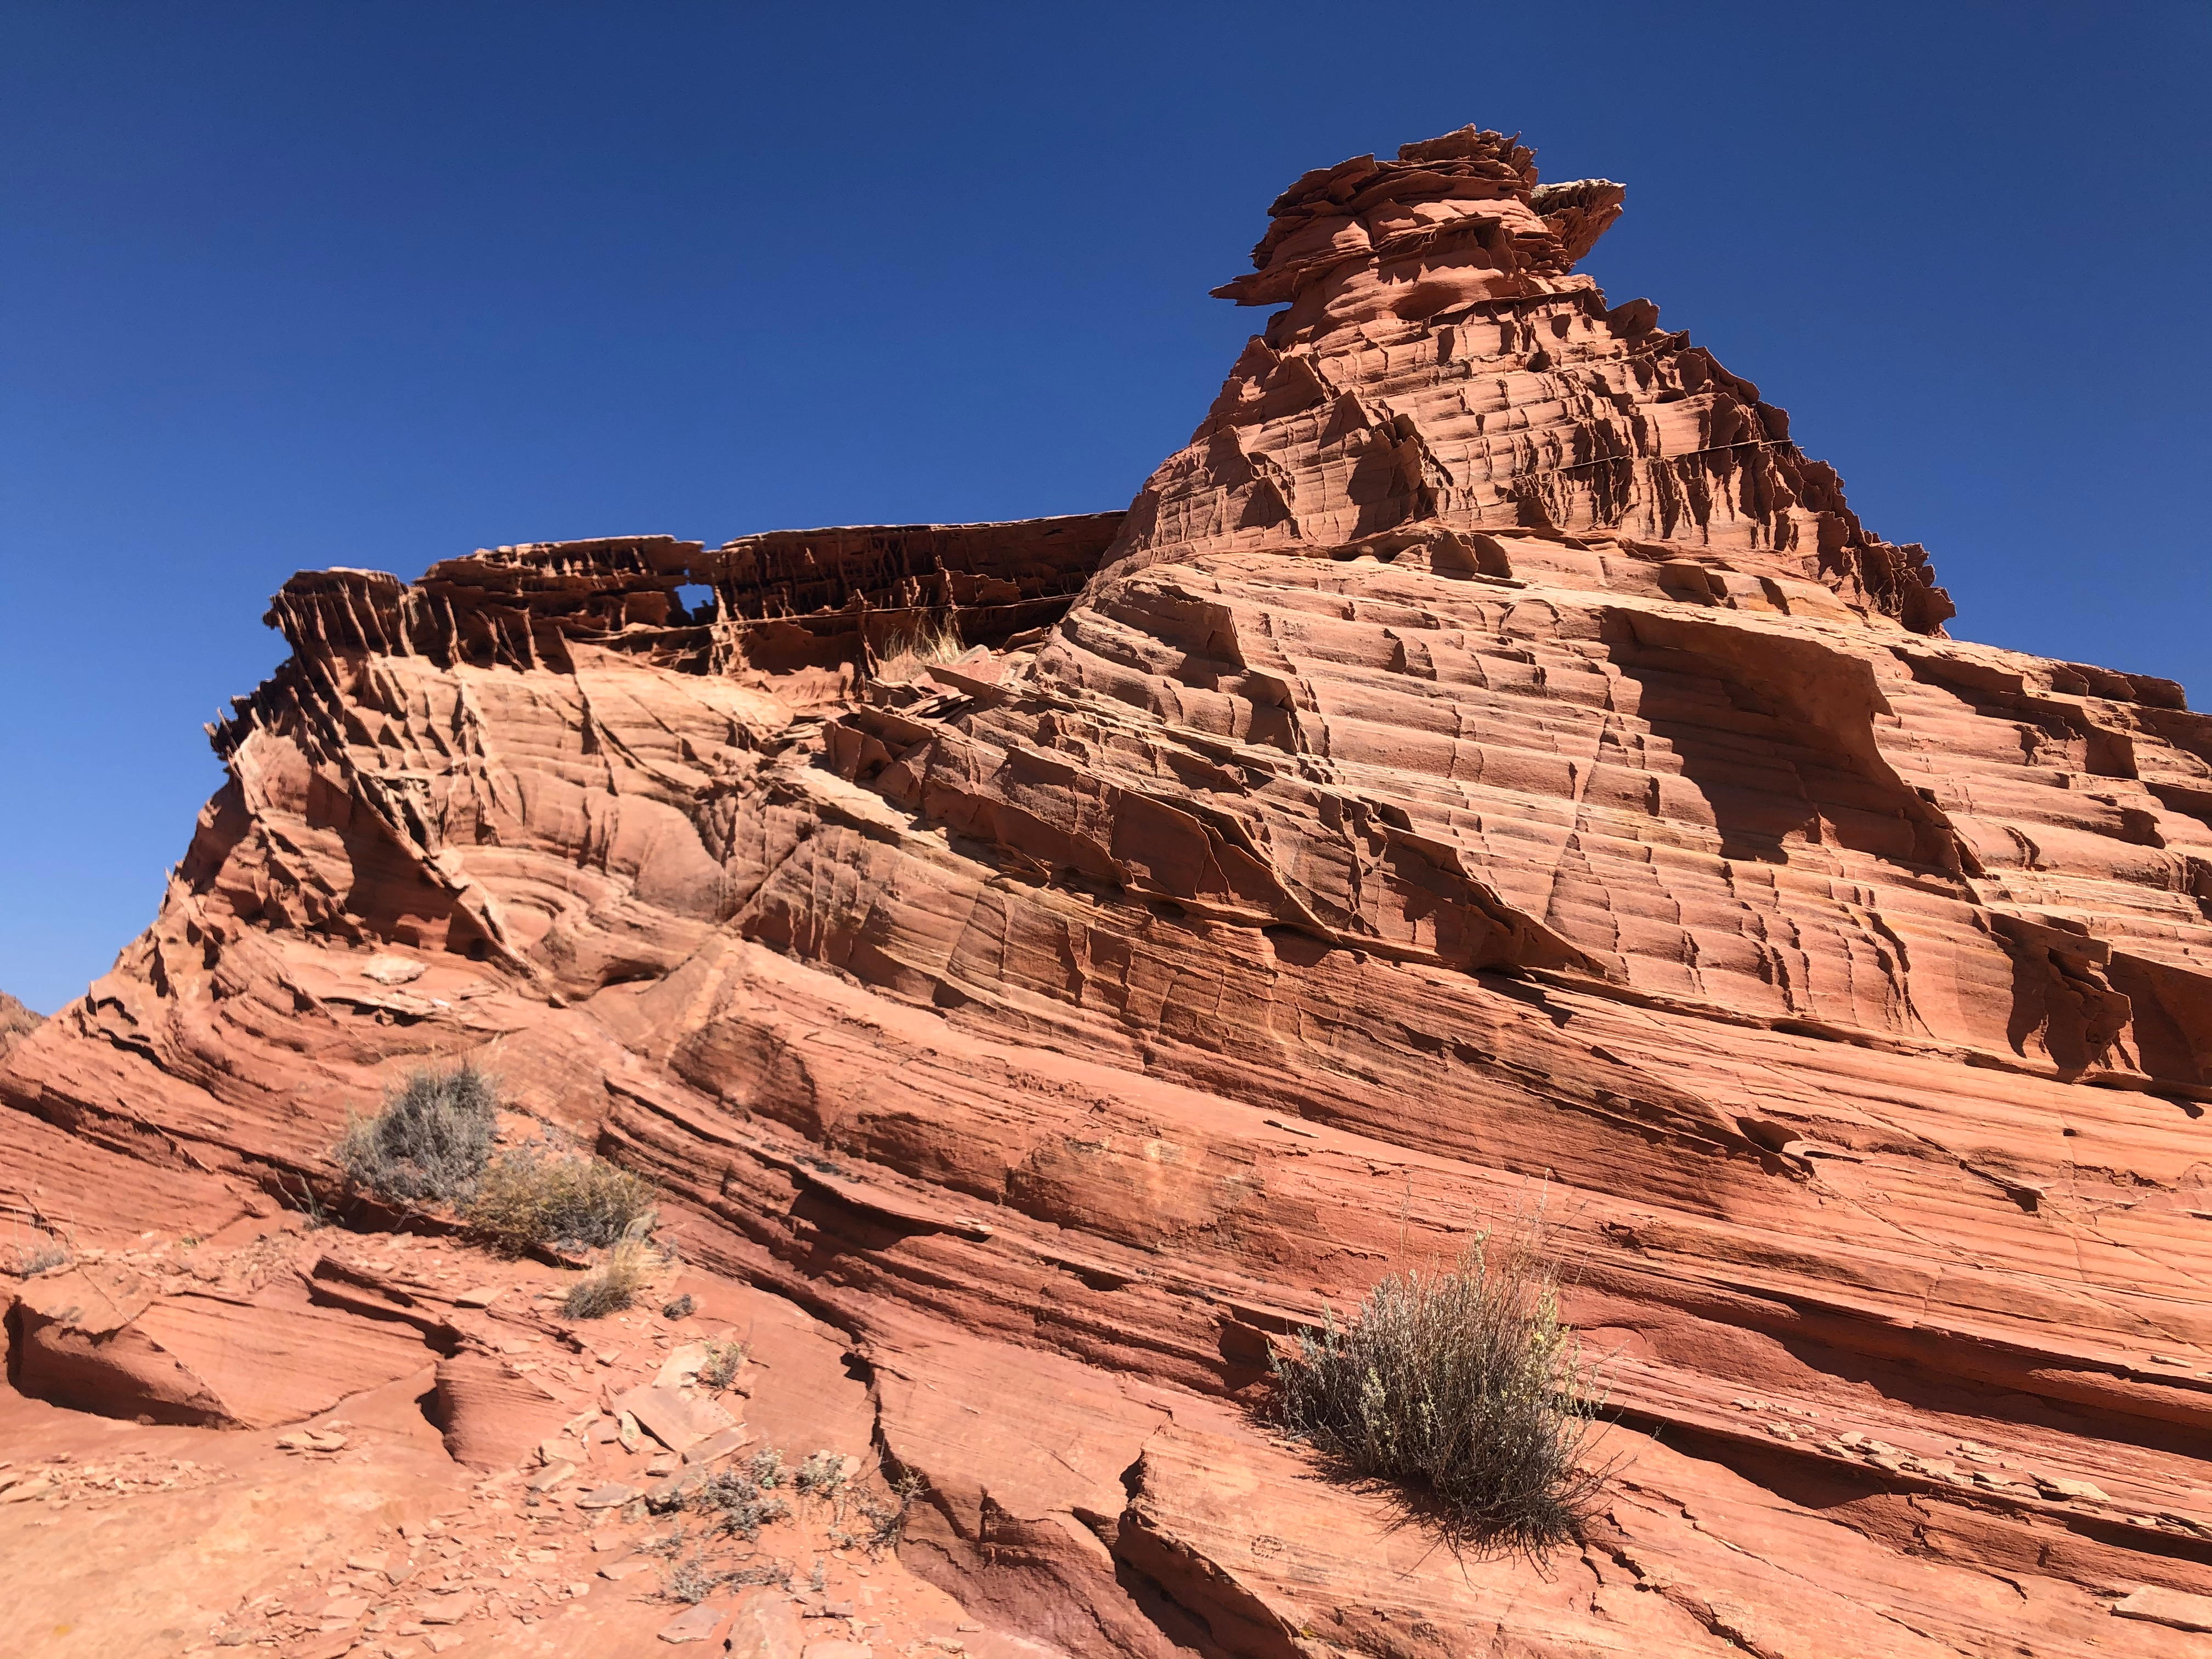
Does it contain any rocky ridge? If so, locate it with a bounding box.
[0,990,40,1060]
[6,125,2212,1657]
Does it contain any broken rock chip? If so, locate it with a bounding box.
[681,1424,755,1466]
[414,1591,481,1625]
[612,1383,734,1454]
[726,1597,809,1659]
[2113,1585,2212,1633]
[657,1602,730,1644]
[2036,1475,2113,1504]
[524,1459,576,1493]
[573,1482,640,1509]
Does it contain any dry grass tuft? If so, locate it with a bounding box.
[872,614,965,682]
[561,1235,652,1320]
[1272,1233,1610,1559]
[467,1147,656,1254]
[698,1338,747,1390]
[3,1235,70,1277]
[336,1064,499,1203]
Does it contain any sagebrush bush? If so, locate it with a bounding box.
[1272,1236,1607,1558]
[467,1147,657,1253]
[689,1459,793,1541]
[337,1064,500,1202]
[793,1450,848,1496]
[663,1553,721,1604]
[561,1237,651,1319]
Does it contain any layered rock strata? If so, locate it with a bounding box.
[7,126,2212,1658]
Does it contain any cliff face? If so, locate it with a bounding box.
[8,127,2212,1657]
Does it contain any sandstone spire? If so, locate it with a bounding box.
[1109,125,1954,635]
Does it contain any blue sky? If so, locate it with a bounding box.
[3,2,2207,1013]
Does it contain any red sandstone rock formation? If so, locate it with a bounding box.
[0,990,37,1060]
[8,126,2212,1657]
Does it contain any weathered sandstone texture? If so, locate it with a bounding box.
[8,126,2212,1657]
[0,990,38,1060]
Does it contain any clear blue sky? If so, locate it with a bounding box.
[4,2,2207,1014]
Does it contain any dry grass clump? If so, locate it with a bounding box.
[1272,1235,1608,1559]
[3,1234,70,1277]
[698,1337,747,1390]
[336,1064,499,1203]
[872,614,964,682]
[467,1146,657,1254]
[561,1235,653,1319]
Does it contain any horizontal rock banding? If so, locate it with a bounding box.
[5,124,2210,1657]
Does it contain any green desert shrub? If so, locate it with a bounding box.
[467,1146,657,1253]
[336,1063,500,1203]
[1272,1235,1608,1558]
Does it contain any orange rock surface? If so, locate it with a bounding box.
[0,990,38,1060]
[8,125,2212,1657]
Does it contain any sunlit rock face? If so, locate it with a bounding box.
[8,126,2212,1658]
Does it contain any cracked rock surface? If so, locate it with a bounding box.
[7,123,2212,1657]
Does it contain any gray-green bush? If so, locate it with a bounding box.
[336,1064,500,1203]
[792,1450,848,1496]
[1272,1235,1608,1558]
[688,1459,793,1542]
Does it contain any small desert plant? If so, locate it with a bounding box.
[466,1146,657,1254]
[872,614,964,682]
[859,1470,926,1553]
[663,1551,723,1604]
[792,1450,849,1497]
[662,1293,697,1321]
[4,1236,70,1277]
[745,1447,787,1488]
[336,1063,500,1203]
[688,1462,793,1542]
[279,1176,334,1230]
[1272,1235,1608,1558]
[698,1338,747,1390]
[561,1235,652,1319]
